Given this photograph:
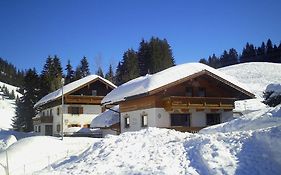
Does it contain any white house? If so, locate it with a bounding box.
[101,63,255,133]
[33,75,116,136]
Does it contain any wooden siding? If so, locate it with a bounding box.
[65,95,103,105]
[163,96,235,111]
[120,95,162,113]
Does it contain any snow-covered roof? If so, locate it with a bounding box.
[91,105,119,128]
[34,75,116,108]
[102,63,254,105]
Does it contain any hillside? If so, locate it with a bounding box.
[0,82,21,129]
[0,62,281,175]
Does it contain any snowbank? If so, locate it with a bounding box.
[37,126,281,175]
[201,104,281,134]
[0,135,16,152]
[0,136,98,175]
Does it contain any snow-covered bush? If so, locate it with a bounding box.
[263,84,281,107]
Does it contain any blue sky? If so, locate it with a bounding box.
[0,0,281,73]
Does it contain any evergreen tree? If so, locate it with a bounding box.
[13,69,40,132]
[228,48,239,65]
[208,54,221,68]
[256,42,266,62]
[266,39,274,62]
[199,58,208,65]
[96,67,104,78]
[65,60,74,84]
[220,50,229,67]
[240,43,256,63]
[121,49,140,83]
[105,64,115,83]
[115,62,123,86]
[80,56,90,77]
[138,39,151,76]
[149,37,175,74]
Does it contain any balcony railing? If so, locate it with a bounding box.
[163,96,235,111]
[163,126,205,133]
[65,95,103,104]
[33,115,53,124]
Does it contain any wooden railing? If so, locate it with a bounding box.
[163,96,235,111]
[33,115,53,124]
[164,126,205,133]
[65,95,103,104]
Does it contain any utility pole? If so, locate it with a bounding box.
[61,78,65,140]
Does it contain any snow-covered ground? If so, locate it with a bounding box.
[0,62,281,175]
[0,81,21,129]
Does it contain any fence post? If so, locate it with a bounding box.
[5,150,9,175]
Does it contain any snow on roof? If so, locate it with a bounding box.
[102,63,253,105]
[34,75,116,108]
[91,105,119,128]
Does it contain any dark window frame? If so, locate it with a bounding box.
[185,87,193,97]
[206,113,221,126]
[170,114,191,127]
[141,114,148,127]
[124,116,130,128]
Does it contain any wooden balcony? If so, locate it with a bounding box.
[33,115,53,124]
[164,126,205,133]
[163,96,235,111]
[65,95,103,105]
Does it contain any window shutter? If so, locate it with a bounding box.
[79,107,83,114]
[68,107,72,114]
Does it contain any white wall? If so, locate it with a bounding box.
[120,108,233,133]
[38,104,102,136]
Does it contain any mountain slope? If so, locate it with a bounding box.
[0,82,21,129]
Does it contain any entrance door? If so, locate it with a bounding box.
[170,114,191,127]
[45,125,53,136]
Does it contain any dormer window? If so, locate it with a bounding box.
[198,87,206,97]
[185,87,193,97]
[92,90,97,96]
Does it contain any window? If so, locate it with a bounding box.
[124,116,130,128]
[50,109,53,117]
[198,87,206,97]
[68,106,83,115]
[171,114,190,127]
[206,113,221,126]
[68,124,81,127]
[45,125,52,136]
[42,111,45,117]
[141,115,148,127]
[92,90,97,96]
[185,87,193,97]
[38,126,41,132]
[57,124,60,132]
[57,107,60,116]
[34,126,37,132]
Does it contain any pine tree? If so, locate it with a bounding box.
[115,62,123,86]
[105,64,115,83]
[13,68,40,132]
[220,50,229,67]
[199,58,208,65]
[208,54,221,68]
[96,67,104,78]
[138,39,151,76]
[65,60,74,84]
[266,39,274,62]
[149,37,175,74]
[80,56,90,77]
[121,49,139,83]
[228,48,239,65]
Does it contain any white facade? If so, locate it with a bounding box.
[34,104,101,136]
[120,107,233,133]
